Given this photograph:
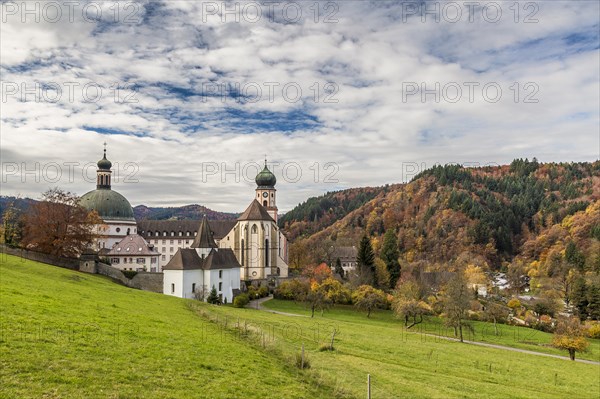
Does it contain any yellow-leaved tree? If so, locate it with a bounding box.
[552,317,589,361]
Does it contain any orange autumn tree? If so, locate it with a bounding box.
[21,188,101,258]
[303,262,333,284]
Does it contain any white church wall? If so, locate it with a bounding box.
[163,270,184,297]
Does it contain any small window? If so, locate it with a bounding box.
[111,258,120,264]
[219,270,223,278]
[116,227,121,233]
[192,283,196,293]
[171,283,175,294]
[170,240,174,244]
[218,282,222,291]
[161,255,166,261]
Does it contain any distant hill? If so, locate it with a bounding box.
[292,159,600,271]
[0,197,35,222]
[133,204,238,221]
[0,196,238,223]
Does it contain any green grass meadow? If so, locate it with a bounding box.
[0,255,332,398]
[1,254,599,398]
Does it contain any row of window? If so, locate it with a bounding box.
[111,257,158,264]
[145,231,197,237]
[150,239,190,245]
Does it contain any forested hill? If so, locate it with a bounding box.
[292,159,600,270]
[133,204,237,221]
[279,185,402,240]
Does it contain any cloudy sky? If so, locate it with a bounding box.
[1,0,599,212]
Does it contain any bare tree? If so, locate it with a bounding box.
[443,272,472,342]
[21,188,101,258]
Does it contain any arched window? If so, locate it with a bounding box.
[241,239,245,266]
[265,238,269,268]
[251,224,257,234]
[263,200,267,207]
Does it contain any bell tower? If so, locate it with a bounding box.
[254,158,277,221]
[96,143,112,190]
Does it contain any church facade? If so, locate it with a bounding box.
[82,149,289,288]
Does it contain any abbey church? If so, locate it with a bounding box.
[80,149,289,302]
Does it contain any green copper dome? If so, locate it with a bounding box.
[97,152,112,170]
[255,163,276,187]
[80,189,135,221]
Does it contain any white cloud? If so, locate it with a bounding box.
[1,1,598,212]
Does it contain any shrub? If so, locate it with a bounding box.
[319,343,334,352]
[294,352,311,369]
[585,323,600,339]
[274,279,310,301]
[507,298,521,310]
[122,270,138,279]
[257,286,269,298]
[233,293,249,308]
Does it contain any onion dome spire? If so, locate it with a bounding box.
[255,158,276,187]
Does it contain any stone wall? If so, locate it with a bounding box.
[95,262,163,293]
[1,244,163,294]
[129,272,164,293]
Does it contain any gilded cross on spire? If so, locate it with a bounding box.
[264,154,267,166]
[103,142,107,156]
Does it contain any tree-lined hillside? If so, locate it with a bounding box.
[133,204,237,221]
[292,160,599,273]
[279,185,400,240]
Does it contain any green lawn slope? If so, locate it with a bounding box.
[0,255,332,398]
[2,255,599,399]
[199,299,600,399]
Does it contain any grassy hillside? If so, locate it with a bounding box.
[2,256,599,398]
[199,299,600,399]
[0,255,331,398]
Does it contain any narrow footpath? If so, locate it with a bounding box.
[248,297,600,366]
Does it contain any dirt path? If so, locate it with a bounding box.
[411,331,600,365]
[248,296,308,317]
[249,297,600,365]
